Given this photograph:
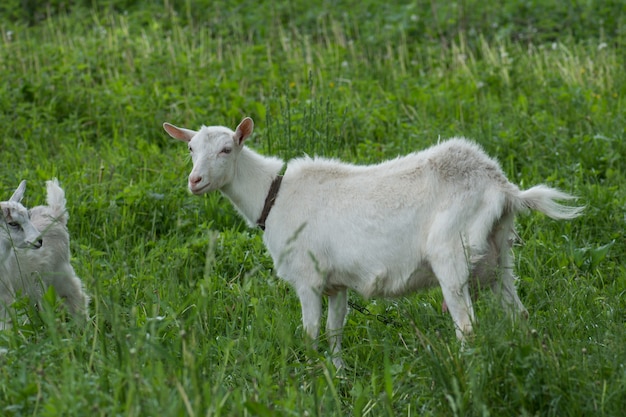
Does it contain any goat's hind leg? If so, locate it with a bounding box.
[492,249,528,318]
[490,218,528,318]
[431,252,475,340]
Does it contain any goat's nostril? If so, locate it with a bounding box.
[190,176,202,185]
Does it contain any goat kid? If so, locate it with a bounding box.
[1,179,89,329]
[164,117,583,368]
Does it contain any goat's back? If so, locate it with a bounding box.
[280,138,515,216]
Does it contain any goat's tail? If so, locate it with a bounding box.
[515,185,584,220]
[45,178,68,223]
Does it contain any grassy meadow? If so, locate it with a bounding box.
[0,0,625,415]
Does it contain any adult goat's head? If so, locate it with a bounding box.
[163,118,254,195]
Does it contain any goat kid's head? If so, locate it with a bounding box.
[0,180,43,250]
[163,117,254,195]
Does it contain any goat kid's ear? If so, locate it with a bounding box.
[163,122,197,143]
[234,117,254,146]
[10,180,26,202]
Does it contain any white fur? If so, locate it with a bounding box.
[0,179,89,329]
[164,117,583,367]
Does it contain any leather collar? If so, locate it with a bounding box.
[256,175,283,231]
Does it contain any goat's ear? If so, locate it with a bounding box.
[9,180,26,202]
[163,122,197,142]
[234,117,254,146]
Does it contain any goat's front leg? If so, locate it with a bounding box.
[297,286,323,354]
[326,289,347,368]
[0,286,15,330]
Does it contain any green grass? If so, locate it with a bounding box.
[1,1,625,415]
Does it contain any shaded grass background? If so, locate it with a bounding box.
[0,0,625,415]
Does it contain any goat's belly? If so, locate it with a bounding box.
[331,264,438,299]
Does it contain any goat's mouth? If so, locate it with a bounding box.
[20,239,43,249]
[190,183,211,195]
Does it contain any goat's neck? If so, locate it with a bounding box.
[220,147,284,227]
[0,239,13,262]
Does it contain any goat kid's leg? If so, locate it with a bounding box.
[326,289,347,369]
[51,265,90,319]
[0,283,15,329]
[0,305,10,330]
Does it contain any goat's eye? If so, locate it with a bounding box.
[8,221,19,228]
[221,148,232,155]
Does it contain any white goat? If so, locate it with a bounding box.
[164,117,583,367]
[1,179,89,328]
[1,180,44,328]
